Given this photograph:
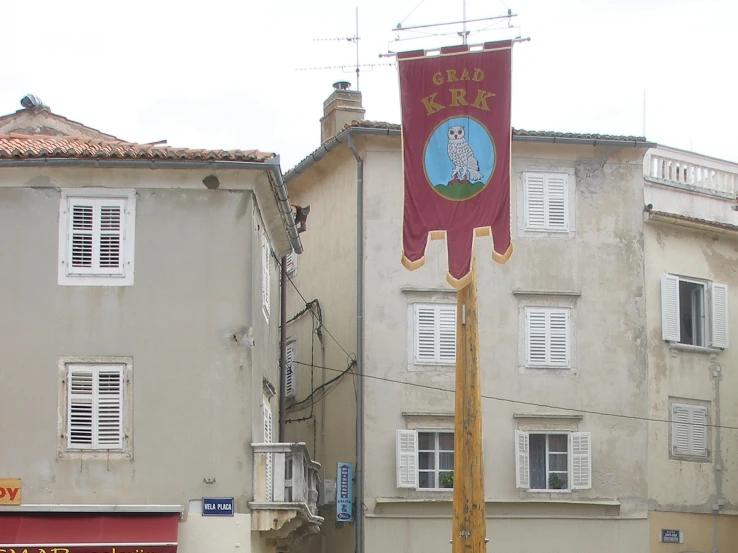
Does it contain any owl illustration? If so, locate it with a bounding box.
[447,125,483,182]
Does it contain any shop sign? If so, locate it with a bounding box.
[0,478,20,505]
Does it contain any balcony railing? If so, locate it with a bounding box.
[250,442,323,545]
[644,146,738,198]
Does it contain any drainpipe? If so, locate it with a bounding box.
[347,133,364,553]
[279,256,287,442]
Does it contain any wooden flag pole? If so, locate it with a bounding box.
[452,256,486,553]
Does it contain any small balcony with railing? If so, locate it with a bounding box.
[643,146,738,232]
[250,442,323,548]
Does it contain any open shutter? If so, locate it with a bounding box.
[690,406,708,457]
[661,274,681,342]
[524,173,546,230]
[526,309,547,366]
[263,401,274,501]
[68,199,95,274]
[548,309,569,367]
[96,199,125,275]
[284,341,297,398]
[438,305,457,363]
[710,283,729,349]
[415,305,437,363]
[96,369,123,448]
[262,234,271,316]
[672,404,690,455]
[68,367,94,448]
[285,250,297,275]
[515,431,530,489]
[396,429,418,488]
[569,432,592,490]
[546,174,568,231]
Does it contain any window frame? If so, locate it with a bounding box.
[528,432,570,491]
[524,306,571,368]
[522,171,571,232]
[417,430,454,491]
[411,302,457,366]
[396,428,454,491]
[57,356,133,460]
[516,430,591,491]
[669,400,710,462]
[58,189,136,286]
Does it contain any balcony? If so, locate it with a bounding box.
[643,147,738,231]
[250,442,323,548]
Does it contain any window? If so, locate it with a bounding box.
[516,431,591,491]
[661,274,728,348]
[523,172,569,231]
[284,340,297,399]
[671,403,708,459]
[58,190,136,286]
[396,429,453,489]
[525,307,570,367]
[413,303,456,365]
[262,231,271,319]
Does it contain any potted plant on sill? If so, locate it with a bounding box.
[548,474,567,490]
[439,472,454,489]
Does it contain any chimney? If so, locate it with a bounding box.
[320,81,365,143]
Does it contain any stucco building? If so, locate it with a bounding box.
[0,102,322,553]
[282,84,738,553]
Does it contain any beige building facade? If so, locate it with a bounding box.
[283,86,738,553]
[0,105,321,553]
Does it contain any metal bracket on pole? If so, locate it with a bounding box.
[462,304,467,325]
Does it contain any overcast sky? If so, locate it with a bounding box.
[2,0,736,169]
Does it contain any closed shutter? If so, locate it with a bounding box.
[661,274,681,342]
[263,401,274,501]
[262,233,271,317]
[67,365,124,450]
[525,308,570,367]
[710,283,729,349]
[515,430,530,489]
[524,173,546,230]
[67,199,125,276]
[691,406,708,457]
[396,429,418,488]
[69,200,95,273]
[672,404,691,455]
[96,200,124,274]
[569,432,592,489]
[546,174,568,231]
[414,304,456,364]
[284,340,297,398]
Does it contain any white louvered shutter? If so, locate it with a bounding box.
[526,309,547,366]
[569,432,592,489]
[69,199,95,274]
[515,431,530,489]
[285,250,296,275]
[672,404,691,455]
[415,305,437,363]
[546,174,568,231]
[96,200,125,275]
[710,283,729,349]
[284,341,297,398]
[524,173,546,230]
[67,365,123,450]
[262,233,271,316]
[548,309,570,366]
[661,274,681,342]
[396,429,418,488]
[690,406,708,457]
[263,401,274,500]
[438,305,457,363]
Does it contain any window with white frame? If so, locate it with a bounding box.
[523,172,569,232]
[515,431,591,491]
[661,274,728,348]
[525,307,570,367]
[58,190,136,286]
[262,231,271,319]
[671,402,708,459]
[63,363,127,451]
[413,303,456,365]
[396,429,454,489]
[284,340,297,399]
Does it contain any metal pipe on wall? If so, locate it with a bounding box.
[279,256,287,442]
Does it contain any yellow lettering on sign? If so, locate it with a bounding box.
[421,93,445,115]
[471,90,495,111]
[445,69,458,83]
[0,478,21,505]
[449,89,469,107]
[432,72,444,86]
[460,68,471,81]
[472,68,484,82]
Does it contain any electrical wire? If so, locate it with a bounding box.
[397,0,429,27]
[288,359,356,411]
[294,360,738,431]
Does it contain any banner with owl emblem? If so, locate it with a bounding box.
[398,41,513,289]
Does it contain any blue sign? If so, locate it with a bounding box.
[202,497,234,516]
[660,529,680,543]
[336,462,353,522]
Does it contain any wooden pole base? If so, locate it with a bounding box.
[452,259,486,553]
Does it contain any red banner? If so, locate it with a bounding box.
[399,41,513,288]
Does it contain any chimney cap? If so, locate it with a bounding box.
[333,81,352,91]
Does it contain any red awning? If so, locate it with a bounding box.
[0,513,178,553]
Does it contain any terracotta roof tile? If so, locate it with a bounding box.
[0,133,274,163]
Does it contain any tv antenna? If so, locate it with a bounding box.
[295,7,393,91]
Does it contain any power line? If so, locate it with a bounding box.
[294,360,738,431]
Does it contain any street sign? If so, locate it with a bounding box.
[660,529,682,543]
[336,462,353,522]
[202,497,234,516]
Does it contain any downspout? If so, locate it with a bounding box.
[279,255,287,442]
[347,132,364,553]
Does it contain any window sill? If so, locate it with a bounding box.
[408,363,455,372]
[667,343,722,355]
[526,489,572,494]
[58,449,132,461]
